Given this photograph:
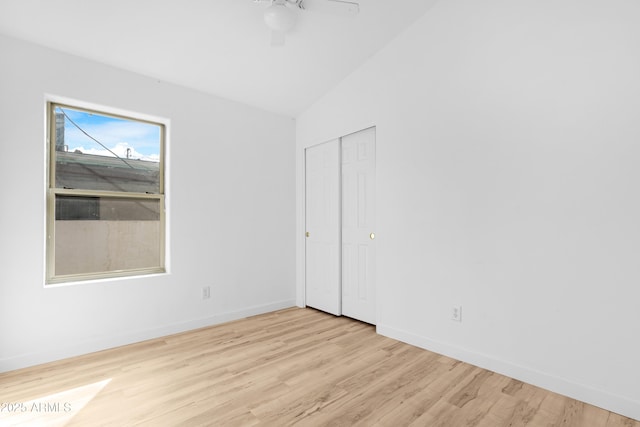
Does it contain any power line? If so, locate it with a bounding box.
[58,107,135,169]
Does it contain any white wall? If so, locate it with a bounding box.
[296,0,640,421]
[0,34,296,372]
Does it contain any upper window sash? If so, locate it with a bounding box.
[49,103,164,195]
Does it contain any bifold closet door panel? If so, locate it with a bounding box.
[342,127,376,325]
[305,139,341,316]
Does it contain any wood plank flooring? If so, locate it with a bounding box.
[0,307,638,426]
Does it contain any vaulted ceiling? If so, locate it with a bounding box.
[0,0,438,117]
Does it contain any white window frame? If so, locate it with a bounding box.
[45,98,168,285]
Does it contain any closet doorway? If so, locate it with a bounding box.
[305,127,376,324]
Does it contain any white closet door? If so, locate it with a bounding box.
[341,127,376,324]
[305,139,341,316]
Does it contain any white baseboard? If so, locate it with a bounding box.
[376,323,640,422]
[0,299,296,374]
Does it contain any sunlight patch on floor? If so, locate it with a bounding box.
[0,378,111,427]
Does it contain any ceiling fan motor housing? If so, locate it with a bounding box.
[264,1,297,32]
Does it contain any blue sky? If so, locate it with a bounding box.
[56,106,161,162]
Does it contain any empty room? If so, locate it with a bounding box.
[1,0,639,425]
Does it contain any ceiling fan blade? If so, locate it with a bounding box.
[271,30,286,46]
[300,0,359,16]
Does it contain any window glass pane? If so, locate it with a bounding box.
[54,106,161,193]
[54,196,162,276]
[56,196,100,220]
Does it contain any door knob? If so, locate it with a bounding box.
[370,232,375,240]
[306,231,310,238]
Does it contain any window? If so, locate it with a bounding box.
[46,101,166,284]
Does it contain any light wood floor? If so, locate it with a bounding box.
[1,308,638,427]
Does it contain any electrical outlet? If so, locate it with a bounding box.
[452,305,462,322]
[202,286,211,300]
